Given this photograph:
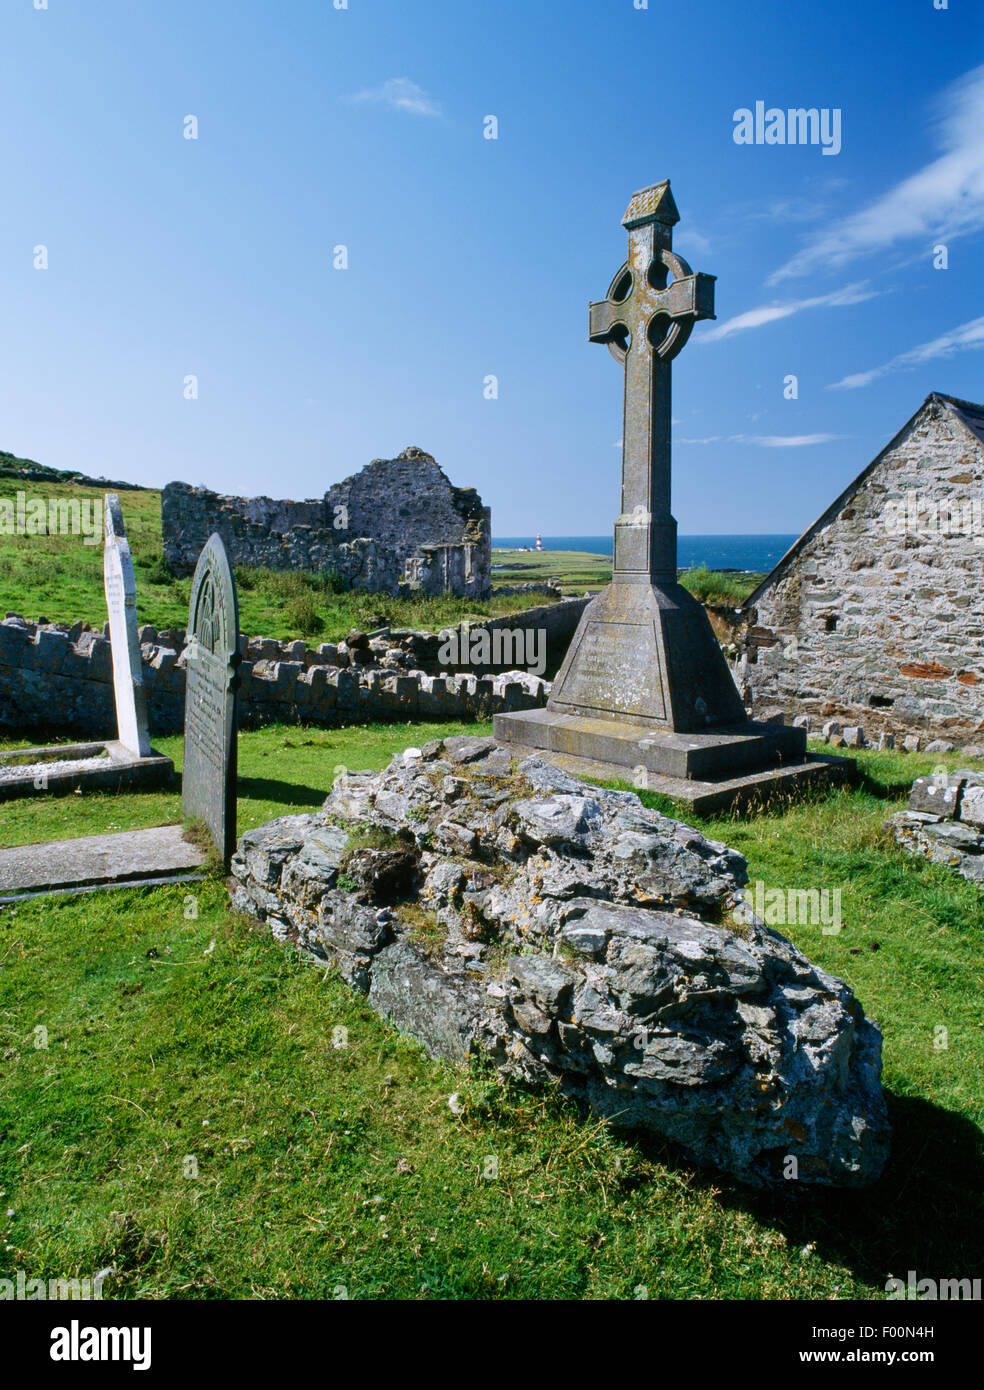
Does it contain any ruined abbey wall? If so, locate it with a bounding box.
[161,448,491,599]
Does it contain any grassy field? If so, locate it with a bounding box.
[0,478,555,643]
[493,548,761,606]
[1,726,981,1299]
[0,475,761,648]
[492,547,614,590]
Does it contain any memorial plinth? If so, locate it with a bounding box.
[495,181,850,811]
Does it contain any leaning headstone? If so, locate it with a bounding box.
[104,494,152,757]
[182,534,241,865]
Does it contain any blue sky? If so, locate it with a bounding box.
[1,0,982,535]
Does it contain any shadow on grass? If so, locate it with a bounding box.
[624,1090,983,1291]
[853,769,923,802]
[235,775,329,810]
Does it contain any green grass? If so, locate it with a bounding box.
[0,478,554,642]
[678,563,760,607]
[492,548,760,607]
[1,732,982,1299]
[1,476,758,644]
[0,721,492,850]
[491,548,612,589]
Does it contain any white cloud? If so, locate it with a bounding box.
[349,78,441,117]
[682,227,712,256]
[828,315,984,390]
[678,433,842,447]
[770,64,984,282]
[701,281,878,342]
[753,196,829,224]
[747,433,841,447]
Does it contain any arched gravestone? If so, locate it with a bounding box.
[182,534,241,865]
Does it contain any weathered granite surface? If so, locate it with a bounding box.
[739,394,984,744]
[162,447,492,599]
[888,767,984,883]
[229,735,890,1187]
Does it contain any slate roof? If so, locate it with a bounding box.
[742,393,984,610]
[942,393,984,447]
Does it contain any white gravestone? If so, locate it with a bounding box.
[103,494,152,758]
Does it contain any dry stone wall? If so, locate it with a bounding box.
[162,447,491,600]
[0,612,551,740]
[888,768,984,884]
[739,395,984,745]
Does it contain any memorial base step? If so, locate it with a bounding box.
[490,737,853,817]
[494,708,808,780]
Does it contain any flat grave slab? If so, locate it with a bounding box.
[0,824,207,903]
[0,740,173,801]
[498,741,853,816]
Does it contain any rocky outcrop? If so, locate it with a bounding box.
[888,768,984,883]
[229,736,890,1187]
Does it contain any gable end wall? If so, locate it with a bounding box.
[741,399,984,742]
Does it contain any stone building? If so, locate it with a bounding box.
[162,446,492,599]
[739,393,984,744]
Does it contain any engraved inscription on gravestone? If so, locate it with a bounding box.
[104,494,152,758]
[560,620,667,721]
[182,534,241,865]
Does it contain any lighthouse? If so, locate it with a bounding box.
[535,534,542,551]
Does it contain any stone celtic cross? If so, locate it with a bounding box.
[588,181,715,586]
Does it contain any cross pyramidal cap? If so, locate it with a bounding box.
[492,181,847,813]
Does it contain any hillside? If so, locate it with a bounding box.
[1,471,758,640]
[0,477,552,641]
[0,449,144,491]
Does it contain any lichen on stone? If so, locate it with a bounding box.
[229,736,890,1187]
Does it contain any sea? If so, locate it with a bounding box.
[493,535,798,574]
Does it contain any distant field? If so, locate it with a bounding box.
[0,479,555,642]
[493,548,612,589]
[494,548,761,606]
[0,474,761,643]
